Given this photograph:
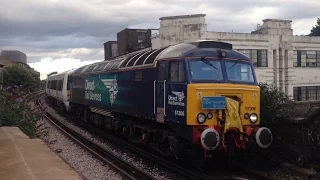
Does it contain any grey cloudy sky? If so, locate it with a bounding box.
[0,0,319,79]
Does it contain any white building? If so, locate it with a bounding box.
[151,14,320,102]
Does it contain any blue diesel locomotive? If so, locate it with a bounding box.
[47,40,273,163]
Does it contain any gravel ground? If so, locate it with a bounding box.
[36,106,123,180]
[37,97,176,180]
[254,169,307,180]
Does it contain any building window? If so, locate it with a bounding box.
[293,50,320,67]
[293,86,320,101]
[112,49,117,57]
[236,49,268,67]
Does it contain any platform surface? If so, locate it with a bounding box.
[0,127,83,180]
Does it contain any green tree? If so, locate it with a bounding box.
[259,82,294,124]
[309,18,320,36]
[3,65,35,88]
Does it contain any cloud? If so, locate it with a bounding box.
[29,57,101,80]
[27,48,104,63]
[1,0,319,75]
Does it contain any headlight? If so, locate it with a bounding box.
[249,113,258,123]
[207,112,213,119]
[197,113,206,124]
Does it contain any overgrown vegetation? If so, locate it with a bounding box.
[0,90,38,138]
[3,64,38,88]
[259,82,295,124]
[0,63,45,138]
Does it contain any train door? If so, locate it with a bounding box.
[155,61,168,123]
[166,60,187,124]
[67,76,72,101]
[57,79,63,101]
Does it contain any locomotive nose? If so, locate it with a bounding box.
[201,128,220,150]
[255,127,273,148]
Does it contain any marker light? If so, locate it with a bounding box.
[221,51,227,57]
[217,50,227,58]
[244,113,250,119]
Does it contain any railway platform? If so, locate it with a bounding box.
[0,127,82,180]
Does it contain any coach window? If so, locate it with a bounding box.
[58,79,63,91]
[67,78,72,90]
[50,80,57,90]
[57,80,60,91]
[170,61,185,83]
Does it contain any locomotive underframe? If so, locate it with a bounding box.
[63,99,268,163]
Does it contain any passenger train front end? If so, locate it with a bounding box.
[162,41,273,161]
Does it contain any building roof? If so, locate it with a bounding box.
[103,41,117,45]
[262,19,292,23]
[159,14,206,20]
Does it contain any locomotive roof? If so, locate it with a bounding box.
[71,40,252,76]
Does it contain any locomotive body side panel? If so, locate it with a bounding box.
[71,68,157,120]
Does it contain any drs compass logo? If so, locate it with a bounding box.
[101,75,118,106]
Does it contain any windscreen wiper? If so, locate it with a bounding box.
[200,57,217,69]
[228,60,240,70]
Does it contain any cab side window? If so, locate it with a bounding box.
[158,63,166,81]
[170,61,185,82]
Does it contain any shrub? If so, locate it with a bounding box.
[259,82,295,124]
[3,64,35,88]
[0,90,37,138]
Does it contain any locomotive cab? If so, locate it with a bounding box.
[154,41,273,158]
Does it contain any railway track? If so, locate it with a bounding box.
[38,95,308,180]
[75,119,224,180]
[38,97,231,180]
[74,119,278,180]
[35,99,157,180]
[19,89,44,101]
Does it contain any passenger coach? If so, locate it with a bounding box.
[46,69,74,112]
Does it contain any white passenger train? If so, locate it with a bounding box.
[46,69,75,112]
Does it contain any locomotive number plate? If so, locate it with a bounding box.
[202,96,226,110]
